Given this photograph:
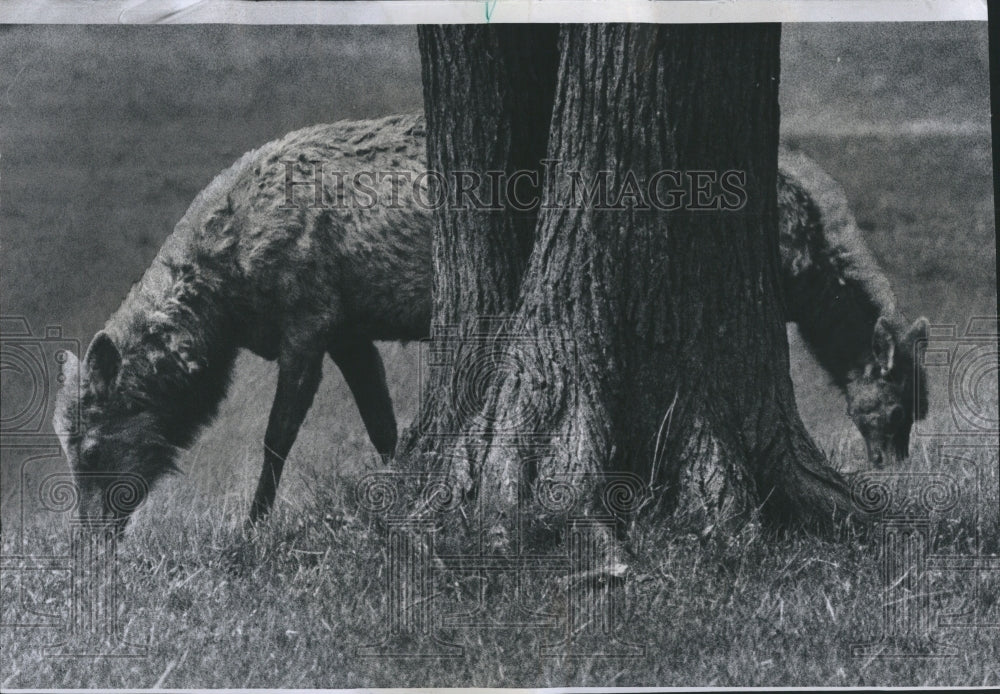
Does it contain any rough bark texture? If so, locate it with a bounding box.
[406,24,869,545]
[401,25,560,453]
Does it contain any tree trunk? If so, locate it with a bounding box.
[405,24,870,547]
[401,25,560,454]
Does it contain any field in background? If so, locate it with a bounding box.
[1,23,997,687]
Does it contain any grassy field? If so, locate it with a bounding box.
[1,23,997,688]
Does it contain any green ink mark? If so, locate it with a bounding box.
[485,0,499,22]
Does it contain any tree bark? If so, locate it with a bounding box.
[406,24,869,546]
[401,25,560,454]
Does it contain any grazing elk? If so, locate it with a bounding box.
[53,113,928,529]
[777,149,929,467]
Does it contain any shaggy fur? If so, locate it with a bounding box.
[778,148,928,466]
[53,113,927,526]
[54,114,431,523]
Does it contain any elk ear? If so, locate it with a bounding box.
[872,316,896,374]
[84,331,121,397]
[903,316,929,346]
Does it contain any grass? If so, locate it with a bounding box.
[1,23,997,688]
[3,439,997,687]
[2,342,997,686]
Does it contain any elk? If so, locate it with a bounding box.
[53,114,928,528]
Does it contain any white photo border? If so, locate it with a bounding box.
[0,0,989,25]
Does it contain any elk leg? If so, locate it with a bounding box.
[249,349,324,522]
[329,338,398,457]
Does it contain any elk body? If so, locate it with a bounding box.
[53,113,928,528]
